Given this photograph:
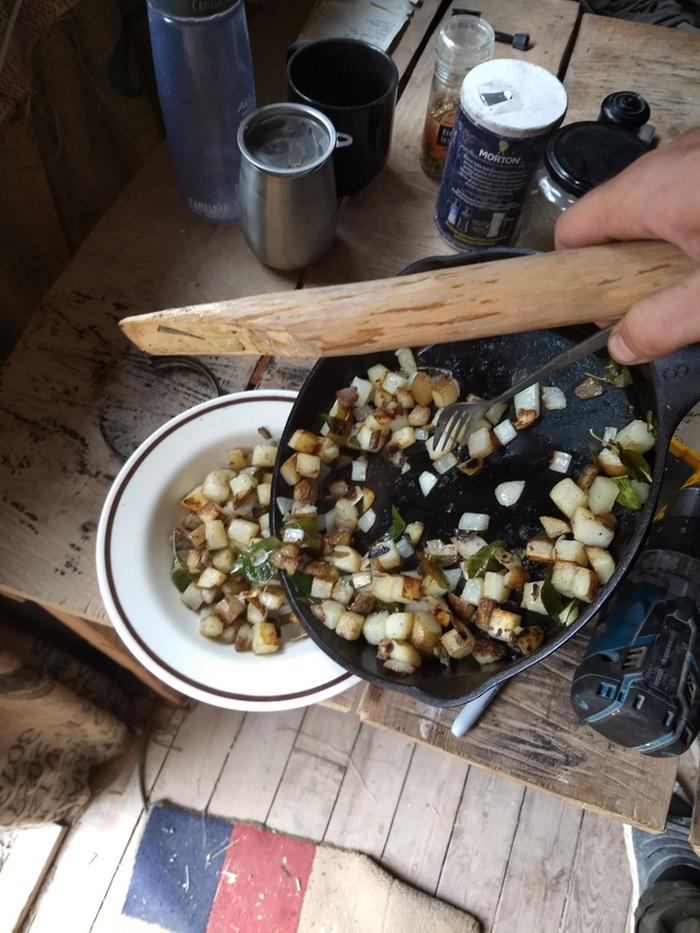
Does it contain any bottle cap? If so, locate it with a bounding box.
[147,0,240,18]
[545,121,648,197]
[435,15,495,79]
[599,91,651,130]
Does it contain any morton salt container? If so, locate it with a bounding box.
[435,59,567,249]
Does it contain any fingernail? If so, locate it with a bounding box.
[608,331,640,364]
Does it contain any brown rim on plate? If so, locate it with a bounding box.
[102,392,353,702]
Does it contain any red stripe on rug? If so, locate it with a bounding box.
[206,823,317,933]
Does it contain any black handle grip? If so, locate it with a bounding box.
[648,344,700,448]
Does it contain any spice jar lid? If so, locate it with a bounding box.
[237,103,336,177]
[544,121,648,197]
[599,91,651,130]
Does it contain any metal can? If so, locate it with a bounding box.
[435,59,567,249]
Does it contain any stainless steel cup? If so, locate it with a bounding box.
[237,103,351,271]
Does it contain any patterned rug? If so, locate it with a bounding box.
[118,803,480,933]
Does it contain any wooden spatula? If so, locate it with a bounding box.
[119,241,694,358]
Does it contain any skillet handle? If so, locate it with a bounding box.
[649,343,700,449]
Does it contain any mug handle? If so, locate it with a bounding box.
[335,133,353,150]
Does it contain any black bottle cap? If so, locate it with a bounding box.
[544,121,649,197]
[148,0,240,18]
[599,91,651,130]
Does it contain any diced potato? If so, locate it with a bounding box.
[378,638,422,670]
[204,519,228,551]
[181,582,204,611]
[315,599,345,631]
[367,363,390,386]
[211,547,236,574]
[409,371,434,406]
[554,538,588,566]
[486,608,522,641]
[361,487,375,513]
[310,576,335,599]
[408,405,431,426]
[467,426,498,460]
[432,374,460,408]
[280,454,300,486]
[526,536,555,563]
[514,626,545,656]
[550,477,588,518]
[317,437,340,463]
[588,475,619,515]
[550,560,578,598]
[390,426,416,449]
[246,598,267,624]
[395,347,418,374]
[616,419,655,453]
[405,521,425,546]
[335,498,359,530]
[578,463,600,491]
[551,560,599,603]
[383,370,409,394]
[336,610,364,641]
[259,588,285,611]
[571,506,615,548]
[355,610,385,644]
[296,452,321,478]
[229,472,256,507]
[227,518,260,548]
[410,611,442,655]
[572,566,599,602]
[202,470,233,504]
[252,620,279,655]
[504,565,529,590]
[288,429,319,454]
[473,597,496,632]
[197,566,226,588]
[421,571,449,597]
[540,515,571,538]
[521,581,548,615]
[293,478,318,503]
[189,524,207,548]
[598,447,627,477]
[483,571,511,602]
[252,444,278,467]
[357,424,383,451]
[385,612,414,640]
[461,577,483,606]
[215,595,245,624]
[257,483,272,507]
[226,448,248,470]
[200,586,220,605]
[331,577,354,605]
[586,546,616,584]
[327,545,363,573]
[351,376,373,406]
[493,419,517,446]
[259,513,270,535]
[181,486,210,511]
[441,628,475,659]
[396,388,416,410]
[200,614,224,639]
[473,639,507,666]
[235,622,253,651]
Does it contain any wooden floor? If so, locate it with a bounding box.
[2,695,636,933]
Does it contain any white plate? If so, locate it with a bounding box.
[96,389,358,711]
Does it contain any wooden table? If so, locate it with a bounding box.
[2,0,699,832]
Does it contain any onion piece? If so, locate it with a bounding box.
[352,570,372,590]
[542,386,567,410]
[357,508,376,533]
[419,471,438,496]
[351,376,373,407]
[276,496,294,516]
[514,382,540,419]
[493,419,517,446]
[495,480,525,507]
[458,511,490,532]
[549,450,572,474]
[443,567,463,590]
[415,427,430,441]
[395,347,417,374]
[435,452,457,475]
[351,457,368,482]
[603,426,618,443]
[396,535,415,559]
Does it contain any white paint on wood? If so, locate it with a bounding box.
[0,824,66,932]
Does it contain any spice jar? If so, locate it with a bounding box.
[420,14,495,180]
[515,119,650,251]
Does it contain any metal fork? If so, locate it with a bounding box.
[432,325,614,452]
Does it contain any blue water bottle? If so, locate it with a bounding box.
[147,0,256,222]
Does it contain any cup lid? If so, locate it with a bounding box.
[545,121,648,196]
[238,103,336,177]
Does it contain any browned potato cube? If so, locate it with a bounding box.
[409,371,434,406]
[440,628,475,659]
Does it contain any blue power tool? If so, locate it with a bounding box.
[571,485,700,757]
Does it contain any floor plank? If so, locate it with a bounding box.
[491,791,583,933]
[207,708,304,824]
[381,743,469,895]
[266,706,361,841]
[437,767,525,929]
[0,824,67,932]
[323,723,415,858]
[559,810,632,933]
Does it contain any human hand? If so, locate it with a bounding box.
[554,127,700,364]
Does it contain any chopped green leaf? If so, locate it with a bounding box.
[381,505,406,541]
[288,571,314,596]
[583,359,632,388]
[238,536,282,583]
[419,553,449,588]
[541,568,565,619]
[614,477,643,511]
[170,532,194,592]
[282,516,322,551]
[375,600,401,612]
[467,540,506,579]
[561,599,582,626]
[618,448,653,484]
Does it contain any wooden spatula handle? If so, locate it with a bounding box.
[119,241,695,358]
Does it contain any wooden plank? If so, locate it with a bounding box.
[436,768,525,928]
[564,14,700,142]
[150,704,245,812]
[266,705,362,841]
[559,809,632,933]
[321,682,367,715]
[41,604,184,704]
[391,0,446,80]
[207,708,304,823]
[0,824,67,933]
[491,791,582,933]
[26,709,184,933]
[303,0,580,288]
[381,743,469,894]
[358,634,676,831]
[323,723,415,858]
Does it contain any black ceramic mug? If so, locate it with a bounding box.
[286,38,399,196]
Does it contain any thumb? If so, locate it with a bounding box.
[608,267,700,364]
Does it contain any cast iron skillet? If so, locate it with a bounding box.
[271,248,700,707]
